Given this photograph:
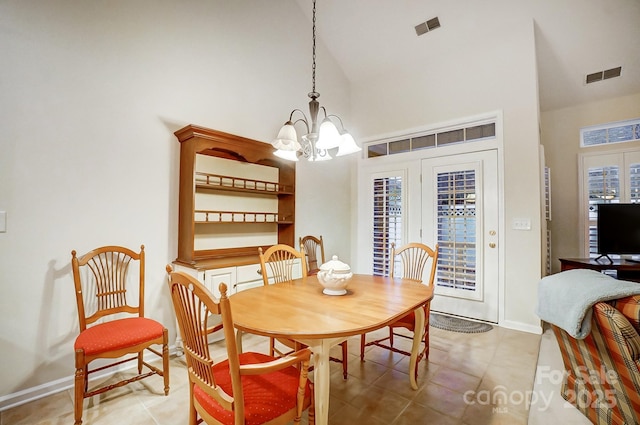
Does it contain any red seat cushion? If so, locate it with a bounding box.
[194,352,311,425]
[391,311,416,330]
[74,317,164,356]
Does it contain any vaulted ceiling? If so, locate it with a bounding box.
[295,0,640,112]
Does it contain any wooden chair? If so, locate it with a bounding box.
[299,235,325,275]
[70,245,169,425]
[258,244,308,359]
[258,243,308,286]
[360,242,438,380]
[166,266,314,425]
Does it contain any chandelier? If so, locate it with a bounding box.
[271,0,361,162]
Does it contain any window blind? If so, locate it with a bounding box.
[372,176,402,276]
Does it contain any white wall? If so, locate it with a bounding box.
[349,16,543,332]
[0,0,352,401]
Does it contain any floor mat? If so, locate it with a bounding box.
[430,312,494,333]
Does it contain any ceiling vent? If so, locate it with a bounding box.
[586,66,622,84]
[415,17,441,36]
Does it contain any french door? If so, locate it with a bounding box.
[422,150,499,323]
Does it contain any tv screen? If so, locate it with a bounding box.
[597,203,640,256]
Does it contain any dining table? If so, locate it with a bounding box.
[229,273,434,425]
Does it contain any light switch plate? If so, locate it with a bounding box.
[0,211,5,233]
[512,218,531,230]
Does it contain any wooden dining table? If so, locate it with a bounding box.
[229,273,434,425]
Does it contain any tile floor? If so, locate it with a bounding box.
[1,325,592,425]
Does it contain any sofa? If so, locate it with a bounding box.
[550,293,640,424]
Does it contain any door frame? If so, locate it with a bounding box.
[422,150,500,323]
[354,110,505,325]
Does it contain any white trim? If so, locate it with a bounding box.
[0,346,179,412]
[500,319,543,335]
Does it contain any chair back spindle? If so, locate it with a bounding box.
[390,242,438,284]
[299,235,325,276]
[258,244,307,285]
[72,246,144,330]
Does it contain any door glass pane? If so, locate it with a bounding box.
[587,165,620,257]
[372,176,402,276]
[436,169,477,290]
[631,163,640,203]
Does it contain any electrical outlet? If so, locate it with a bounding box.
[512,218,531,230]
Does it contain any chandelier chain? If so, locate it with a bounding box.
[311,0,317,95]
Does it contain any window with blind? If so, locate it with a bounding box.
[436,169,477,290]
[581,150,640,257]
[372,174,403,276]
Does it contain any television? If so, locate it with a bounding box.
[597,203,640,262]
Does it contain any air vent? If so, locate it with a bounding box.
[415,17,441,36]
[586,66,622,84]
[603,66,622,80]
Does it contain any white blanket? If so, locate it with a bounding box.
[535,269,640,339]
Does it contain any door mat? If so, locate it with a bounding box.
[430,313,494,333]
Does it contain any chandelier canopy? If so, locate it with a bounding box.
[271,0,361,162]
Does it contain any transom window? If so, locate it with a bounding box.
[366,122,496,159]
[581,118,640,147]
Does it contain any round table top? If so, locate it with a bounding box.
[229,274,434,339]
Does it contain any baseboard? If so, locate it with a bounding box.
[500,319,543,335]
[0,346,179,412]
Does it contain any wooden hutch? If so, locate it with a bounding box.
[173,124,300,298]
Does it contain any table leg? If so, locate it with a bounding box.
[409,306,425,390]
[300,337,348,425]
[306,339,331,425]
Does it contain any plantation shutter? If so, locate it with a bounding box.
[372,174,403,276]
[436,169,477,290]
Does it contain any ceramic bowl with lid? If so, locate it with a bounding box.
[317,255,353,296]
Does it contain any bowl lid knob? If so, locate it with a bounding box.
[320,255,351,271]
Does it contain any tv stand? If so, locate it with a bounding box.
[594,254,614,265]
[559,258,640,283]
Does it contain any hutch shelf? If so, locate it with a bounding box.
[174,124,296,269]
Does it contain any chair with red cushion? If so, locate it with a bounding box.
[71,245,169,425]
[166,265,314,425]
[360,242,438,381]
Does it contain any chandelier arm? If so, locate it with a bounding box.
[291,117,311,134]
[325,113,346,131]
[289,108,309,123]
